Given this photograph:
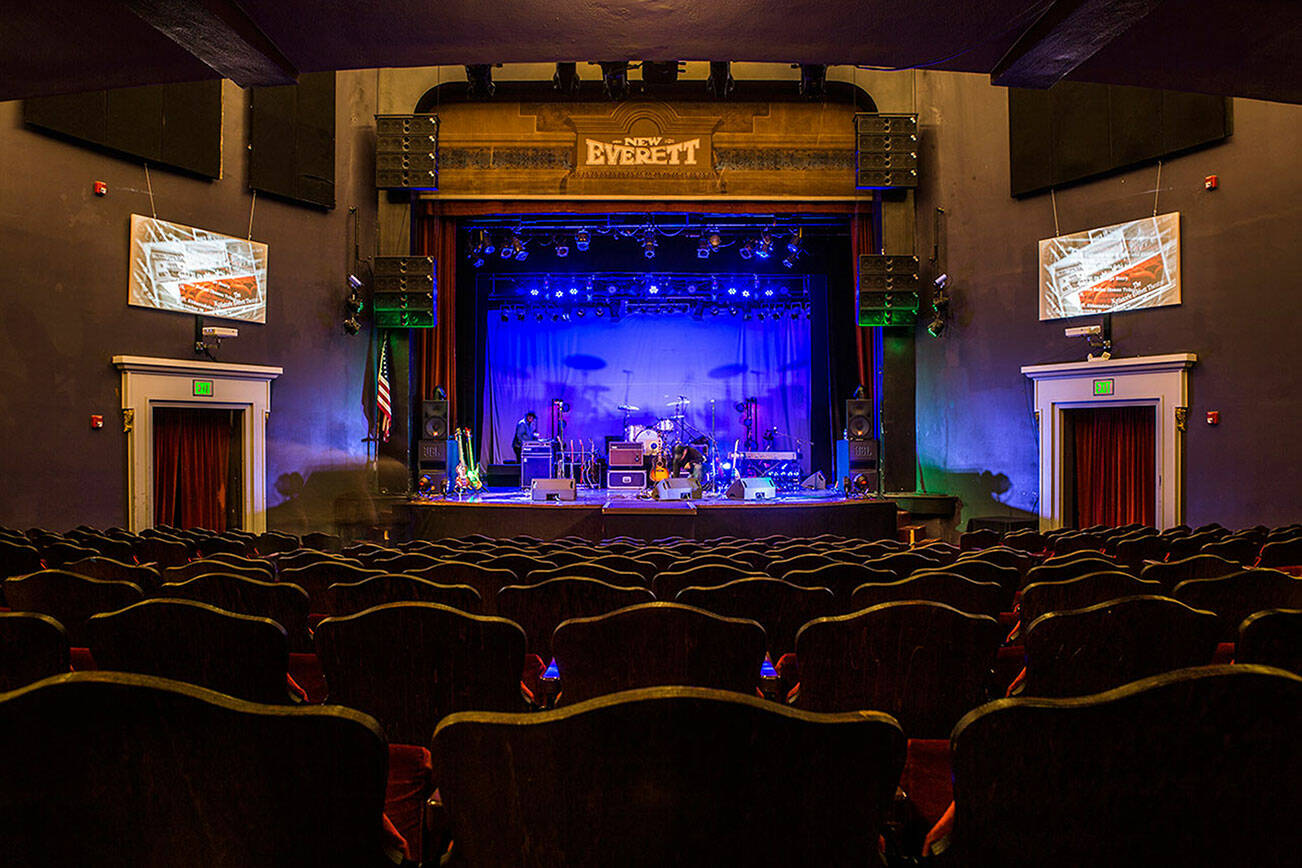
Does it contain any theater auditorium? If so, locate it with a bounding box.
[1,2,1300,865]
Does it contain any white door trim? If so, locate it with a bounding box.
[113,355,283,533]
[1022,353,1196,531]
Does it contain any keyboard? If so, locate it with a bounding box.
[733,451,799,461]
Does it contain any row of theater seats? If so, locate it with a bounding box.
[2,523,1301,865]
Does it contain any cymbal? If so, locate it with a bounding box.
[617,404,639,411]
[667,414,686,419]
[667,398,691,405]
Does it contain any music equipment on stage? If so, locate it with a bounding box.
[846,472,878,498]
[837,437,879,496]
[654,478,700,501]
[521,441,553,489]
[452,428,483,492]
[800,471,827,491]
[732,451,799,462]
[846,399,873,441]
[608,441,644,468]
[633,427,663,455]
[531,478,577,502]
[650,452,670,484]
[726,477,776,501]
[854,113,918,190]
[374,257,436,328]
[858,254,919,327]
[607,468,648,491]
[376,114,439,190]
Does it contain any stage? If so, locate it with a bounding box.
[399,487,899,542]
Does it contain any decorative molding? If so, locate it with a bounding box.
[1175,406,1189,433]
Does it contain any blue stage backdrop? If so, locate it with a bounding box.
[483,311,811,469]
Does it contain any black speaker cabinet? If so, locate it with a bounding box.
[376,114,438,190]
[374,256,436,329]
[858,255,920,327]
[417,438,448,465]
[421,400,448,440]
[854,113,918,189]
[846,400,874,441]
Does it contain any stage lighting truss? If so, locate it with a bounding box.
[463,216,826,268]
[484,272,812,323]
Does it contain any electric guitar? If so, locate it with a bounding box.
[453,428,471,492]
[460,428,484,490]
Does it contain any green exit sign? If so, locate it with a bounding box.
[1093,378,1115,396]
[192,380,214,397]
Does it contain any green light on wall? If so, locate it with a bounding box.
[1093,378,1114,396]
[192,380,214,397]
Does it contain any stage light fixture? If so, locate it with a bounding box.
[797,63,828,99]
[575,306,586,317]
[728,306,738,316]
[535,311,544,321]
[500,310,509,322]
[642,61,681,85]
[697,237,712,259]
[574,229,591,251]
[483,234,496,255]
[529,287,540,297]
[465,64,496,99]
[515,309,525,321]
[782,229,803,268]
[738,240,754,260]
[764,288,775,297]
[500,238,515,260]
[595,306,605,317]
[756,309,766,321]
[469,232,487,268]
[741,289,751,298]
[755,232,774,259]
[343,315,360,335]
[554,289,564,299]
[727,286,737,296]
[647,283,660,295]
[554,237,570,258]
[553,62,580,96]
[568,286,579,295]
[706,61,734,99]
[512,237,528,261]
[599,62,630,100]
[347,273,363,290]
[641,230,658,260]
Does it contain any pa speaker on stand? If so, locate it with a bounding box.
[416,398,451,493]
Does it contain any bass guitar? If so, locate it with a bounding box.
[460,428,484,490]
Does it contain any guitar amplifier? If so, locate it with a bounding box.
[608,441,644,468]
[607,469,648,490]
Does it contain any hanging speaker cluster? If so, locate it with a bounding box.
[858,254,919,327]
[854,113,918,189]
[376,114,439,190]
[373,256,436,328]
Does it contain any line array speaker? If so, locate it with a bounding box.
[858,254,919,326]
[854,113,918,189]
[376,114,438,190]
[374,256,436,328]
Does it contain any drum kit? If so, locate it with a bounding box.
[620,396,708,459]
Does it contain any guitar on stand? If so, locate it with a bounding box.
[453,428,484,493]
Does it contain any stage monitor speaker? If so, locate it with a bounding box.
[374,256,436,328]
[800,471,827,491]
[846,400,874,441]
[845,471,880,498]
[607,469,648,490]
[421,399,449,440]
[609,441,644,468]
[531,478,577,502]
[726,477,776,501]
[375,114,439,190]
[655,478,700,501]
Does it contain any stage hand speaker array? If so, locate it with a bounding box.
[854,113,918,189]
[858,254,919,327]
[374,256,436,328]
[375,114,438,190]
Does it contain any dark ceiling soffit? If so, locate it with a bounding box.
[120,0,297,87]
[991,0,1162,89]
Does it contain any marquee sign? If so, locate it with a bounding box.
[583,135,703,168]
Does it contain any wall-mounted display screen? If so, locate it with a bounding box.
[1039,212,1180,320]
[129,214,268,323]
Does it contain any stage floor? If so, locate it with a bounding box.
[399,486,900,542]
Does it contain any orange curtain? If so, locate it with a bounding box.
[1072,407,1156,527]
[416,215,459,422]
[153,409,230,531]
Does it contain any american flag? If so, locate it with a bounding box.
[376,334,392,442]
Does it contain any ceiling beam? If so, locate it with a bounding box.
[120,0,297,87]
[991,0,1163,89]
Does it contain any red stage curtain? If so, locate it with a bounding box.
[850,210,880,418]
[1072,406,1155,527]
[153,408,231,531]
[416,216,459,422]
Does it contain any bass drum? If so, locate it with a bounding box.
[633,427,663,455]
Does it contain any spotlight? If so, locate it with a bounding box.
[595,306,605,317]
[343,315,360,335]
[755,231,774,259]
[515,309,525,321]
[468,231,487,268]
[568,286,579,295]
[641,229,658,260]
[554,289,564,299]
[499,237,515,260]
[647,283,660,295]
[554,237,570,258]
[797,63,828,99]
[347,273,363,290]
[511,236,528,261]
[553,62,580,96]
[738,240,754,260]
[697,237,712,259]
[575,306,586,317]
[345,291,364,315]
[482,234,496,255]
[741,289,751,299]
[465,64,496,99]
[782,228,803,268]
[707,232,723,252]
[599,62,630,100]
[500,310,509,322]
[574,229,591,252]
[727,286,737,296]
[763,288,775,298]
[706,61,734,99]
[535,311,544,321]
[529,287,540,297]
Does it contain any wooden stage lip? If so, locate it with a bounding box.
[398,490,898,542]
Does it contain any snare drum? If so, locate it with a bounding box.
[633,427,663,455]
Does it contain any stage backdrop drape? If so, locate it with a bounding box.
[417,216,459,421]
[483,312,811,470]
[1071,406,1156,527]
[153,408,231,531]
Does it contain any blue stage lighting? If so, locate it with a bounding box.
[764,288,775,297]
[741,289,751,298]
[554,290,564,299]
[574,229,590,251]
[727,286,737,296]
[529,287,540,297]
[648,283,660,294]
[569,286,579,295]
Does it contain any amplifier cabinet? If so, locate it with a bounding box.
[607,469,648,490]
[608,442,645,468]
